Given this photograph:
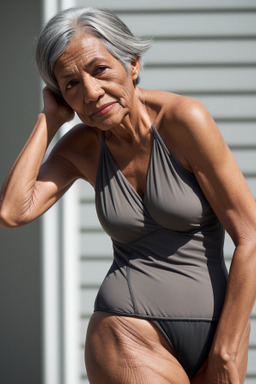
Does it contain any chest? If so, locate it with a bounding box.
[105,138,152,199]
[95,133,215,244]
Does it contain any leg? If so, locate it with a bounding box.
[85,312,191,384]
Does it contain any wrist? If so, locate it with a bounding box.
[210,342,237,364]
[36,112,63,145]
[40,110,67,127]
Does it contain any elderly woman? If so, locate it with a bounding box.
[0,7,255,384]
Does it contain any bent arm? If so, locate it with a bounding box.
[0,88,76,228]
[169,97,256,382]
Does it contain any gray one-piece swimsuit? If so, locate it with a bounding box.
[94,123,228,378]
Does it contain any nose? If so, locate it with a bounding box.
[82,74,105,104]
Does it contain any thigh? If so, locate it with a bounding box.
[85,312,191,384]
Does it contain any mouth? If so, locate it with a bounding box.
[91,102,117,117]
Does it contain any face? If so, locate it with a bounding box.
[54,34,139,129]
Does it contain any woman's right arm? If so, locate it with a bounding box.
[0,87,77,228]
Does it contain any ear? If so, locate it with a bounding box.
[130,58,140,82]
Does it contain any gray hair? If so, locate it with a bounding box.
[36,7,152,94]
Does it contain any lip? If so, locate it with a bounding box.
[91,102,117,117]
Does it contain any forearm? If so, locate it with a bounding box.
[0,113,62,227]
[211,242,256,359]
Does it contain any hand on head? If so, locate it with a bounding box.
[42,86,75,125]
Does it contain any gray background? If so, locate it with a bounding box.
[0,1,42,383]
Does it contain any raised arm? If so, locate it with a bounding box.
[0,87,76,228]
[167,97,256,383]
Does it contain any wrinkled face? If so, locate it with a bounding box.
[54,34,139,129]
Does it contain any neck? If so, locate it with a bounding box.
[105,88,153,145]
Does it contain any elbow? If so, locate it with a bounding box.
[233,225,256,250]
[244,235,256,251]
[0,206,26,229]
[234,235,256,262]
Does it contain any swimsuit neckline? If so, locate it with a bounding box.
[101,124,157,202]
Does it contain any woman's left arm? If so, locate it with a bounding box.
[171,97,256,383]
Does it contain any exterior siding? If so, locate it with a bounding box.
[69,1,256,382]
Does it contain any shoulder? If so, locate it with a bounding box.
[48,123,102,183]
[53,123,100,156]
[158,93,219,143]
[161,93,212,130]
[156,93,226,171]
[145,90,212,130]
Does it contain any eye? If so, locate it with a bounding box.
[94,66,107,76]
[66,80,78,90]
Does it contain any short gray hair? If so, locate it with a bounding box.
[36,7,152,94]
